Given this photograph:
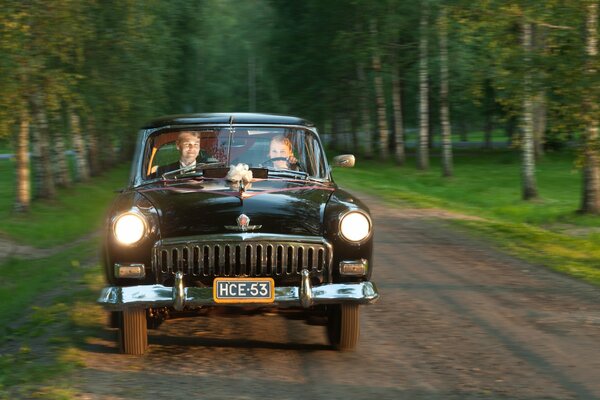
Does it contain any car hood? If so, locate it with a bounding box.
[137,178,335,238]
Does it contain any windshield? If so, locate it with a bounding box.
[142,127,328,180]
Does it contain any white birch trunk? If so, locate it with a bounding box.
[52,125,71,188]
[521,21,538,200]
[581,2,600,213]
[372,53,389,160]
[31,93,56,199]
[418,2,430,170]
[87,117,100,176]
[15,107,31,212]
[391,66,405,165]
[439,7,453,177]
[71,111,90,182]
[357,63,373,158]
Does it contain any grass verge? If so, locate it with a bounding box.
[0,161,129,247]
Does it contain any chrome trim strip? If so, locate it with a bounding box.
[157,233,330,246]
[97,281,379,310]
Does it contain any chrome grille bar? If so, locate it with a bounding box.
[153,234,332,282]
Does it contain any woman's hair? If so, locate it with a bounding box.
[270,135,293,152]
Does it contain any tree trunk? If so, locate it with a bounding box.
[31,92,55,199]
[51,113,71,188]
[15,107,31,212]
[439,7,453,178]
[87,116,100,176]
[418,2,430,170]
[391,65,405,166]
[581,2,600,214]
[532,25,547,159]
[521,21,538,200]
[372,43,389,159]
[71,110,90,182]
[357,63,373,158]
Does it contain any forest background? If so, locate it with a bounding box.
[0,0,599,272]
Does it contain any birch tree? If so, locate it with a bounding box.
[391,63,406,165]
[580,2,600,214]
[439,6,453,177]
[15,108,31,212]
[70,110,90,182]
[371,20,390,160]
[357,63,374,158]
[521,20,538,200]
[418,1,430,170]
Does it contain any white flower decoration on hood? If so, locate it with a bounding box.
[226,163,253,184]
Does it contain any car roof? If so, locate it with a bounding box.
[142,113,314,129]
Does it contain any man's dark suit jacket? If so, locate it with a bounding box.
[156,161,182,177]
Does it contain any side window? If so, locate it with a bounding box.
[154,142,179,167]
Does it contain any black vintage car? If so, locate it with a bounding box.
[98,113,379,354]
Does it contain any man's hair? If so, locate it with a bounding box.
[176,131,200,143]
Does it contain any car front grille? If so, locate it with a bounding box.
[152,234,332,286]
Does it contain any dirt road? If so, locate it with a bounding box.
[75,194,600,399]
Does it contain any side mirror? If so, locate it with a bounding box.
[332,154,355,168]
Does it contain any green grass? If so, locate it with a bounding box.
[0,241,97,330]
[0,160,129,247]
[333,148,600,286]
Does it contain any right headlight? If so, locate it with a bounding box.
[339,211,371,242]
[113,212,146,245]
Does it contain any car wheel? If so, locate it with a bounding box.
[117,308,148,355]
[327,304,360,351]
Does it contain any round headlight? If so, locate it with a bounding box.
[114,213,146,245]
[340,211,371,242]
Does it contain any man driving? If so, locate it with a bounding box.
[156,131,201,176]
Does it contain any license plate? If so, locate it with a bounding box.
[213,277,275,303]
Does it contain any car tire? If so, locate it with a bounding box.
[118,308,148,355]
[327,304,360,351]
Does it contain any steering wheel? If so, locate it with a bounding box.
[263,157,290,165]
[262,157,304,171]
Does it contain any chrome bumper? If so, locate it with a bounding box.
[97,271,379,311]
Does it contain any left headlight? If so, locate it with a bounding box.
[113,212,146,245]
[339,211,371,242]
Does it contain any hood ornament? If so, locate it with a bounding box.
[225,213,262,232]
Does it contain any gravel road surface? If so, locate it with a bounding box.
[74,193,600,399]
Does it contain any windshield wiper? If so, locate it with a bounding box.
[161,161,227,180]
[266,169,309,180]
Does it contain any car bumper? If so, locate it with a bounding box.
[98,271,379,311]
